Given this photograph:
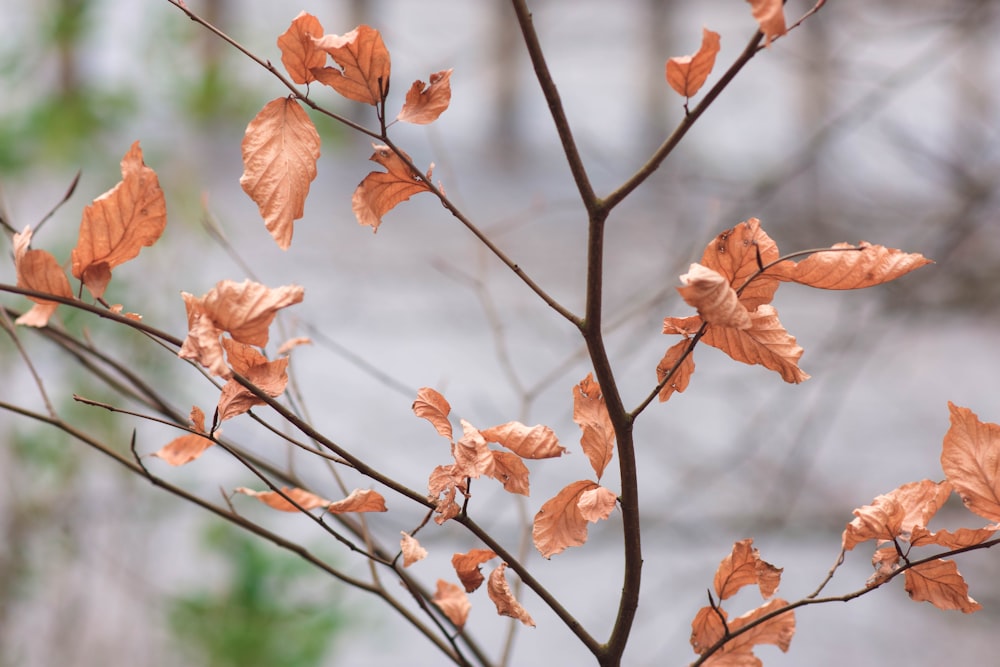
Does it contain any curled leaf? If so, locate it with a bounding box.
[452,420,494,479]
[487,563,535,627]
[216,339,290,421]
[666,27,721,98]
[573,374,615,479]
[235,486,332,512]
[12,227,73,327]
[480,421,566,459]
[656,339,695,403]
[71,141,166,298]
[698,218,780,312]
[488,450,530,496]
[432,580,471,629]
[352,144,432,232]
[533,479,599,558]
[713,538,783,600]
[240,97,321,250]
[311,25,390,105]
[412,387,453,440]
[770,242,931,289]
[153,406,214,466]
[701,305,809,383]
[277,12,327,84]
[452,548,498,592]
[397,69,453,124]
[400,532,427,568]
[678,263,752,329]
[745,0,787,46]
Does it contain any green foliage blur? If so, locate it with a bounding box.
[167,524,349,667]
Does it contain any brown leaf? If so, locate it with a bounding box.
[842,494,905,551]
[153,406,214,466]
[868,546,900,587]
[217,339,290,421]
[910,524,1000,549]
[277,12,327,85]
[771,242,932,289]
[311,25,390,105]
[714,538,783,600]
[178,279,304,377]
[488,450,530,496]
[573,374,615,479]
[428,464,466,524]
[480,421,566,459]
[452,420,494,479]
[533,479,599,558]
[723,598,795,655]
[904,559,981,613]
[657,339,696,403]
[701,305,809,383]
[240,97,321,250]
[662,314,703,336]
[941,403,1000,522]
[71,141,166,298]
[352,144,432,232]
[699,218,780,312]
[678,263,752,329]
[235,486,332,512]
[400,532,427,568]
[12,227,73,327]
[452,548,498,592]
[327,488,387,513]
[432,580,471,629]
[397,69,453,124]
[412,387,453,440]
[666,28,721,98]
[745,0,787,46]
[578,485,617,522]
[487,563,535,627]
[690,605,728,655]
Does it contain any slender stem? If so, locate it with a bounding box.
[508,0,598,214]
[602,31,765,213]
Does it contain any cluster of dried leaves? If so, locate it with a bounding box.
[241,12,452,247]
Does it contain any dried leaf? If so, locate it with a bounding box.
[71,141,166,298]
[678,263,752,329]
[327,488,387,513]
[480,421,566,459]
[311,25,390,105]
[453,420,494,479]
[277,12,327,84]
[432,580,471,629]
[869,547,900,587]
[666,28,721,98]
[452,548,498,592]
[217,339,290,421]
[904,559,981,613]
[400,532,427,568]
[690,604,728,655]
[235,486,332,512]
[714,539,783,600]
[240,97,321,250]
[488,450,530,496]
[699,218,780,312]
[941,403,1000,522]
[397,69,453,124]
[533,479,599,558]
[771,242,932,289]
[573,374,615,479]
[745,0,787,46]
[12,227,73,327]
[487,563,535,627]
[352,144,432,232]
[662,315,703,337]
[842,494,905,551]
[701,305,809,383]
[412,387,453,440]
[723,598,795,655]
[428,464,466,524]
[178,279,304,377]
[910,524,1000,549]
[153,406,214,466]
[578,485,617,522]
[657,339,695,403]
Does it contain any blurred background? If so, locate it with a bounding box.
[1,0,999,665]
